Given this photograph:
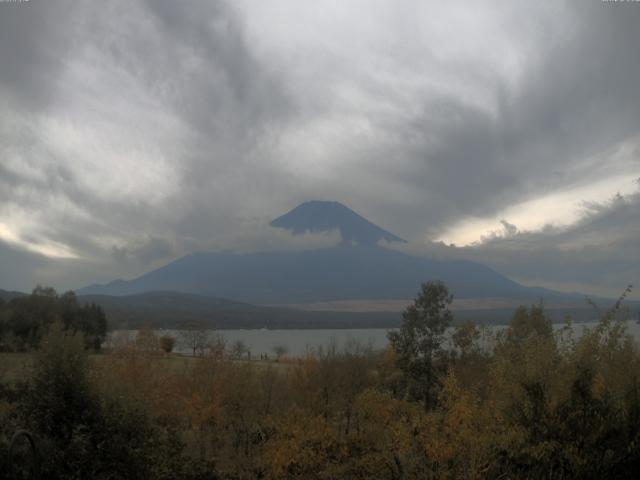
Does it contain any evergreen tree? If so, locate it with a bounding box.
[388,280,453,409]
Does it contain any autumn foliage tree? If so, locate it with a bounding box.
[3,282,640,479]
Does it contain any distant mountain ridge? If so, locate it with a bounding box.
[271,201,406,245]
[0,289,25,301]
[80,245,531,303]
[78,201,625,315]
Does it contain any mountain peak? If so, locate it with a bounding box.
[270,200,406,246]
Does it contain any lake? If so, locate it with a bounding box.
[109,319,640,357]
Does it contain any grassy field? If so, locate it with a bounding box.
[0,351,289,387]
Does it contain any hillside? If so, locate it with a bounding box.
[78,246,530,303]
[77,290,398,329]
[78,290,640,329]
[0,289,25,301]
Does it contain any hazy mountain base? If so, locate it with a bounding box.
[77,246,533,303]
[78,291,637,330]
[4,288,638,330]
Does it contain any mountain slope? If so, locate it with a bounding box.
[78,201,614,310]
[271,201,406,245]
[78,246,530,303]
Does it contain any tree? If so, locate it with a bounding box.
[24,322,94,439]
[388,280,453,410]
[507,303,552,345]
[21,321,98,476]
[59,290,107,350]
[180,323,210,357]
[7,286,59,350]
[159,335,176,353]
[77,302,108,351]
[231,340,249,359]
[0,298,8,350]
[271,344,288,361]
[3,287,107,351]
[22,322,184,478]
[452,320,480,359]
[135,325,159,354]
[208,332,226,359]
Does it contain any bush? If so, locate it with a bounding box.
[135,325,159,353]
[20,322,185,479]
[160,335,176,353]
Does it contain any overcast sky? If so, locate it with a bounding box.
[1,0,639,299]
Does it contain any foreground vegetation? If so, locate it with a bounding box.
[1,283,639,479]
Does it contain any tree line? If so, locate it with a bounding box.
[0,281,639,479]
[0,286,107,351]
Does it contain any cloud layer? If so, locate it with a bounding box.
[0,0,638,298]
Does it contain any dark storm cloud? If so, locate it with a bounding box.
[469,228,640,300]
[239,1,640,245]
[395,189,640,299]
[0,0,639,296]
[0,240,49,292]
[352,1,640,238]
[0,0,75,109]
[1,0,297,273]
[143,0,291,133]
[111,236,177,265]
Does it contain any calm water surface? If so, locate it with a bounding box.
[111,320,640,357]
